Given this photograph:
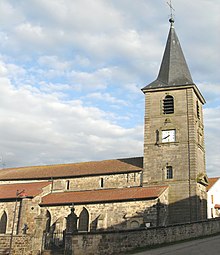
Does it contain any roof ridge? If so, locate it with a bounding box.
[0,157,143,180]
[3,156,143,171]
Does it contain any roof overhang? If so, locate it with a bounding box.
[40,186,168,207]
[0,181,51,200]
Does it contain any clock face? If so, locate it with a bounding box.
[162,129,176,143]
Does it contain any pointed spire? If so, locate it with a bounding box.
[142,19,194,90]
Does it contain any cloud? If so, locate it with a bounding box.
[38,56,71,70]
[0,1,24,29]
[0,70,142,168]
[85,92,128,106]
[0,0,219,179]
[198,82,220,107]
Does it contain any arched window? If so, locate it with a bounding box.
[166,166,173,179]
[78,208,89,232]
[163,95,174,114]
[45,210,51,233]
[0,211,7,234]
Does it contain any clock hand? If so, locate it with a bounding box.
[162,134,170,140]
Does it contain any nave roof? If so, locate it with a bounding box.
[0,157,143,181]
[40,185,167,206]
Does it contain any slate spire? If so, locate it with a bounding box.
[143,18,194,90]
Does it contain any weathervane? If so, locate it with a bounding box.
[167,0,175,22]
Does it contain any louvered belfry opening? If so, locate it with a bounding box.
[163,95,174,114]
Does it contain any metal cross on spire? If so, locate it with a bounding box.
[167,0,175,20]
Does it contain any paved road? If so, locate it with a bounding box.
[131,235,220,255]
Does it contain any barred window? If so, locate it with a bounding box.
[163,95,174,114]
[166,166,173,179]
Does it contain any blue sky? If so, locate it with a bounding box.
[0,0,219,177]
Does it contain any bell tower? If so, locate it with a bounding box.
[142,18,208,224]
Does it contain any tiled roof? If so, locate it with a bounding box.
[142,20,194,91]
[0,157,143,181]
[207,177,220,191]
[40,186,168,206]
[214,204,220,209]
[0,182,51,200]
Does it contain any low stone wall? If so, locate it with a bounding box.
[67,217,220,255]
[0,234,33,255]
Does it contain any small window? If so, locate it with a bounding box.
[163,95,174,114]
[166,166,173,179]
[127,173,129,183]
[100,178,104,188]
[196,101,200,119]
[211,195,214,204]
[66,180,70,190]
[155,129,159,144]
[133,173,136,182]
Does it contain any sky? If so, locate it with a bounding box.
[0,0,219,177]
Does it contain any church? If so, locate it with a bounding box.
[0,17,208,251]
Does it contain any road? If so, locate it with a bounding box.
[131,234,220,255]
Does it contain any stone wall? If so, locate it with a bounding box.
[52,172,142,192]
[0,171,142,193]
[1,217,220,255]
[142,87,207,224]
[0,183,51,236]
[0,201,18,235]
[43,190,168,234]
[67,218,220,255]
[0,234,33,255]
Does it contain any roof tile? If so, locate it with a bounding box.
[0,182,51,200]
[40,186,168,206]
[0,157,143,181]
[207,177,220,191]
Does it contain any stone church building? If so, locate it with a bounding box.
[0,18,208,252]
